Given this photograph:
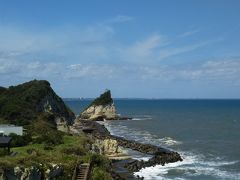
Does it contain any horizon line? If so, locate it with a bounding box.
[63,97,240,100]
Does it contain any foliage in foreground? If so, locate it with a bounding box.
[0,134,90,178]
[90,154,112,180]
[0,132,112,179]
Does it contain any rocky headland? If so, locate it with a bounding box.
[0,80,75,131]
[78,90,131,121]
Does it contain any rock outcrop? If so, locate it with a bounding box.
[92,138,123,155]
[73,120,183,173]
[2,164,64,180]
[0,80,75,129]
[79,90,119,120]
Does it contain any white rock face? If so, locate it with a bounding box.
[92,138,122,155]
[37,92,75,125]
[91,138,130,160]
[80,103,118,120]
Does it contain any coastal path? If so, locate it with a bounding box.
[72,163,91,180]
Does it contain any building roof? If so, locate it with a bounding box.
[0,137,12,144]
[0,124,21,128]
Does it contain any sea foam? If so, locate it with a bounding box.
[134,151,240,180]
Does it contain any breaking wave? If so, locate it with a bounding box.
[132,115,153,121]
[102,122,182,147]
[134,152,240,180]
[101,118,240,180]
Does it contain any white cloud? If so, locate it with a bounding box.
[158,41,210,60]
[0,59,22,74]
[178,29,200,38]
[1,57,240,85]
[128,35,165,57]
[0,18,229,85]
[0,24,114,63]
[105,15,134,23]
[118,35,219,63]
[0,20,221,67]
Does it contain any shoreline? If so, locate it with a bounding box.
[72,120,183,179]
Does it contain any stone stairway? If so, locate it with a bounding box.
[75,163,90,180]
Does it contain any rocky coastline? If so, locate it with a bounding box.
[72,120,183,179]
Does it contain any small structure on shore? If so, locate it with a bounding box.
[0,136,12,154]
[0,124,23,136]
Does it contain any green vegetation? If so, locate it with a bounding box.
[88,90,113,108]
[0,149,8,157]
[0,80,74,126]
[0,134,112,179]
[28,115,64,146]
[0,118,8,124]
[7,133,32,147]
[0,134,89,178]
[92,167,112,180]
[0,80,113,179]
[90,154,112,180]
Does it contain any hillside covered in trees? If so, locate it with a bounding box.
[0,80,75,126]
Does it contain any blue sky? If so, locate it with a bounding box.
[0,0,240,98]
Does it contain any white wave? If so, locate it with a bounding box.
[159,137,182,146]
[134,151,240,180]
[132,115,153,121]
[102,121,182,147]
[204,160,239,167]
[101,119,240,180]
[130,155,152,161]
[132,118,150,120]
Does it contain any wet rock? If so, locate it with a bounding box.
[76,120,183,173]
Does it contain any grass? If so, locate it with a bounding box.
[0,133,112,179]
[0,133,93,178]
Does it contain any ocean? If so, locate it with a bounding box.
[65,99,240,180]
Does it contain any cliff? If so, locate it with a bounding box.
[79,90,119,120]
[0,80,75,128]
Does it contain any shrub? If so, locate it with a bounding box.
[43,144,54,150]
[61,147,86,156]
[8,133,32,147]
[30,117,64,146]
[0,149,8,157]
[90,154,110,169]
[92,167,112,180]
[34,130,63,146]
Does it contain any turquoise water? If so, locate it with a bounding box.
[65,99,240,180]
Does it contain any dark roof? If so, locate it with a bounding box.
[0,137,12,144]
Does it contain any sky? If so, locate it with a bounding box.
[0,0,240,98]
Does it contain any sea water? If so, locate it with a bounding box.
[65,99,240,180]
